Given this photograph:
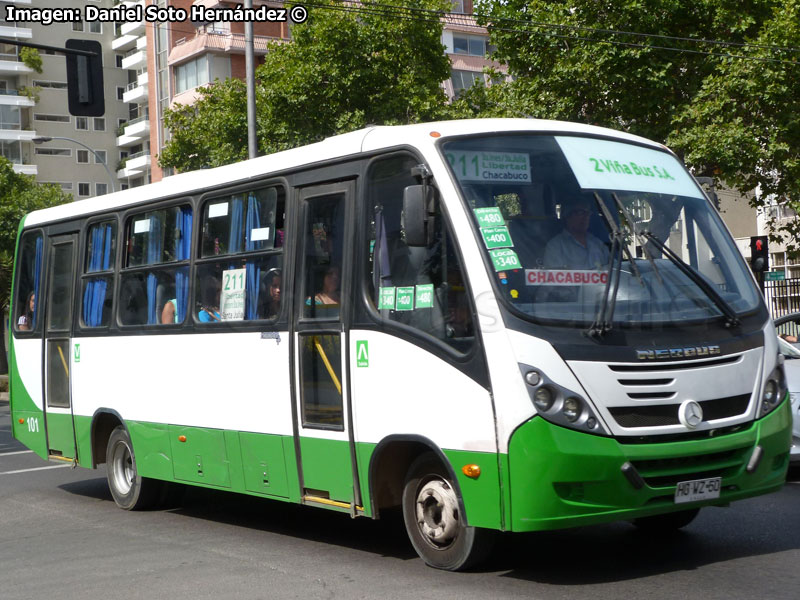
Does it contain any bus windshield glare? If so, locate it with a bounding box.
[442,134,762,326]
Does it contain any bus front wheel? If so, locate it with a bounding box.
[401,453,494,571]
[106,426,159,510]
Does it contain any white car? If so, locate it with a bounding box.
[777,335,800,464]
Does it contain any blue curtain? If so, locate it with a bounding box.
[32,236,42,328]
[175,207,193,322]
[146,215,163,324]
[83,226,105,326]
[229,196,244,254]
[245,193,261,320]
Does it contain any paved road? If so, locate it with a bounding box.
[1,400,799,600]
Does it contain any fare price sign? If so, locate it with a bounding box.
[481,226,514,249]
[489,248,521,271]
[473,207,505,228]
[378,286,396,310]
[415,284,434,309]
[395,287,415,311]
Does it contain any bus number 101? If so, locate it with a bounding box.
[26,417,39,433]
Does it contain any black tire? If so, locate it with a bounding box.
[106,425,160,510]
[632,508,701,532]
[401,453,495,571]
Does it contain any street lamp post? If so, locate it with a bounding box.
[32,135,116,193]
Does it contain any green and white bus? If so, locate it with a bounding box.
[9,119,792,570]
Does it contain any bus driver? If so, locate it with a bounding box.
[543,196,610,270]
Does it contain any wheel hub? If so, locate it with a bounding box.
[415,478,460,548]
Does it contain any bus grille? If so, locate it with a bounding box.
[631,446,750,488]
[609,394,751,428]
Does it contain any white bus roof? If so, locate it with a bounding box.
[24,118,663,228]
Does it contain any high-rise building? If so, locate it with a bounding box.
[2,0,131,197]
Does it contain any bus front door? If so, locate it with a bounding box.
[42,234,78,462]
[291,182,361,512]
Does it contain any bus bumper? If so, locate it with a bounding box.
[507,397,792,532]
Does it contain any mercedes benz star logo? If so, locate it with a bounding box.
[678,400,704,429]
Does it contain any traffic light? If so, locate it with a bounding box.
[65,39,105,117]
[750,235,769,272]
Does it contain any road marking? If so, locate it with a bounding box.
[0,464,72,476]
[0,450,34,457]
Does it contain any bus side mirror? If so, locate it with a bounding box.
[402,185,436,247]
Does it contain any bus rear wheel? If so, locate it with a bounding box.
[106,425,159,510]
[401,453,494,571]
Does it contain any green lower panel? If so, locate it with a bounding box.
[239,432,289,497]
[443,449,503,530]
[508,398,792,532]
[169,425,231,487]
[45,412,75,459]
[299,436,353,503]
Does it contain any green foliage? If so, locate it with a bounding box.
[0,157,70,308]
[160,0,451,169]
[19,47,42,73]
[669,0,800,251]
[465,0,799,244]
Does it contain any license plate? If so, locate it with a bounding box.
[674,476,721,504]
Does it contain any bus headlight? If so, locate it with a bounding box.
[519,364,608,435]
[760,366,786,417]
[533,387,554,411]
[563,397,582,422]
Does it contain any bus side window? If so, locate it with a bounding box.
[13,231,43,333]
[119,204,192,326]
[81,221,116,328]
[195,185,285,323]
[366,156,474,353]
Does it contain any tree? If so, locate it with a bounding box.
[456,0,800,244]
[670,0,800,251]
[0,157,70,373]
[160,0,452,170]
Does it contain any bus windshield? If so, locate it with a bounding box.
[442,134,761,327]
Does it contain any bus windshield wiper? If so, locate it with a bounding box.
[642,231,740,328]
[588,193,631,337]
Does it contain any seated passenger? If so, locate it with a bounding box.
[18,291,35,331]
[198,276,222,322]
[543,196,610,270]
[310,265,340,306]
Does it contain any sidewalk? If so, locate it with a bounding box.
[0,374,7,404]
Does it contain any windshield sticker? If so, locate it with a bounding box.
[490,248,521,271]
[480,226,514,249]
[555,136,703,199]
[395,286,415,311]
[415,284,434,309]
[473,207,505,227]
[378,286,396,310]
[526,269,609,286]
[447,150,532,184]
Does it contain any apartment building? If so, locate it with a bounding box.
[1,0,131,197]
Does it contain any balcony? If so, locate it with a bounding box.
[121,48,146,71]
[12,163,37,175]
[116,115,150,147]
[112,33,138,52]
[117,150,151,177]
[0,127,37,142]
[0,89,36,108]
[122,75,149,104]
[120,19,145,37]
[0,57,34,76]
[0,25,33,40]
